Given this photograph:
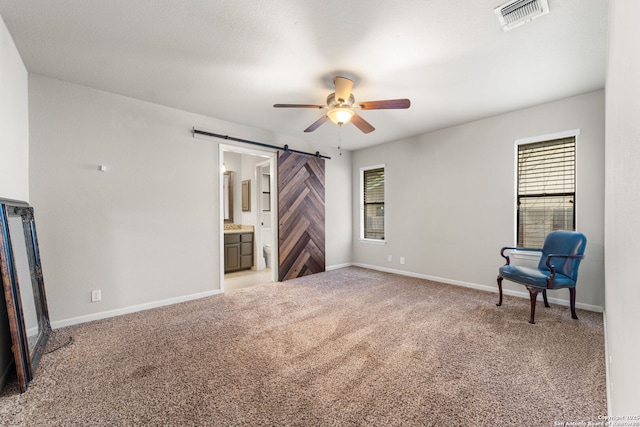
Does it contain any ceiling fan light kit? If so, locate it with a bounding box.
[274,76,410,134]
[327,108,354,126]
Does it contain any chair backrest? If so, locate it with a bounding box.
[538,230,587,281]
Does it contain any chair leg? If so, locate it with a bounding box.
[496,276,503,306]
[543,289,550,308]
[569,288,578,320]
[527,287,541,324]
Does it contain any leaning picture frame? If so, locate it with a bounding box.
[0,199,51,393]
[242,179,251,212]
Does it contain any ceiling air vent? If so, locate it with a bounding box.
[494,0,549,31]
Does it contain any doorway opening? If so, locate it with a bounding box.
[220,144,277,292]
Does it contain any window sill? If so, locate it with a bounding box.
[359,238,386,245]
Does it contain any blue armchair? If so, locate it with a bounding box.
[497,230,587,324]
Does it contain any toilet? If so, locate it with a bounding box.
[263,243,272,268]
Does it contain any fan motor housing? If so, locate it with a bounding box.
[327,93,355,108]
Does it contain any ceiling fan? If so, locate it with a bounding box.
[273,76,410,134]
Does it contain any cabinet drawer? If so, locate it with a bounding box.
[224,233,241,244]
[241,233,253,242]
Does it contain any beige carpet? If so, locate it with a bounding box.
[0,267,606,426]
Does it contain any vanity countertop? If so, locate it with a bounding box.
[223,224,254,234]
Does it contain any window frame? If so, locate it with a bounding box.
[360,164,386,244]
[514,129,580,247]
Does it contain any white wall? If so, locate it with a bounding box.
[605,0,640,415]
[0,16,29,201]
[352,90,605,310]
[325,150,352,268]
[0,14,29,389]
[28,75,352,327]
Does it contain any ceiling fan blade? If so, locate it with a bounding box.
[358,99,411,110]
[274,104,325,108]
[334,76,354,104]
[351,113,375,134]
[304,115,329,132]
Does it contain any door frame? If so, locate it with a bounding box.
[219,144,277,292]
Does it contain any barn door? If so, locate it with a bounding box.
[277,151,325,281]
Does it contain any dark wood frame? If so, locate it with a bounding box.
[242,179,251,212]
[0,199,51,392]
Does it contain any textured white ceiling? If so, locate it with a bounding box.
[0,0,608,151]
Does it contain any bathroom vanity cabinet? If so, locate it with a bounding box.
[224,232,254,273]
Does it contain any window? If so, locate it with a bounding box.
[517,136,576,247]
[361,165,385,241]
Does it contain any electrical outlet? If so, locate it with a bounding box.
[388,255,392,262]
[91,289,102,302]
[400,257,405,265]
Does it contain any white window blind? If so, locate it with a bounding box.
[363,167,385,240]
[517,137,576,247]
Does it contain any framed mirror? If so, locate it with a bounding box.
[0,199,51,393]
[223,171,234,223]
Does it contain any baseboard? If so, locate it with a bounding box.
[50,263,602,329]
[51,266,349,328]
[352,263,604,313]
[51,289,222,329]
[326,263,353,271]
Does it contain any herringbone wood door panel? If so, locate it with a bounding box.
[277,151,325,281]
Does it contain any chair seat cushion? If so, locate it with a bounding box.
[499,265,576,289]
